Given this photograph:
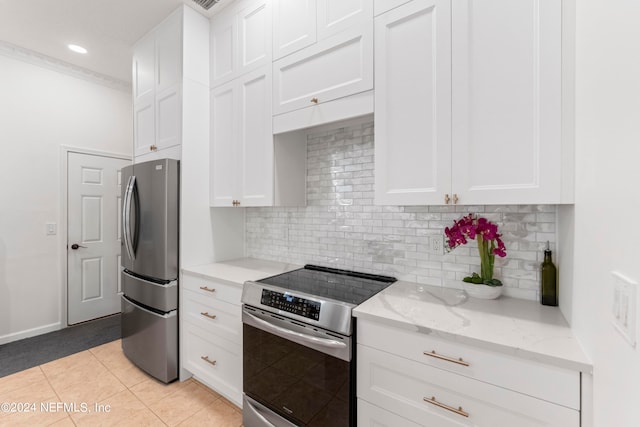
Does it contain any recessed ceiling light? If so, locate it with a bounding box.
[68,44,87,54]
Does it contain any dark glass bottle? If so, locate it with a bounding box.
[541,242,558,306]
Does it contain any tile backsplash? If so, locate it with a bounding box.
[246,119,556,301]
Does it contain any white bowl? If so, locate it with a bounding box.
[462,282,503,299]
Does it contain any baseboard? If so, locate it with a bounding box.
[0,322,63,345]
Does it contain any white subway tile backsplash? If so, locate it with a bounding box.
[246,120,557,301]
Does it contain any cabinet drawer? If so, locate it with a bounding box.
[358,399,420,427]
[182,289,242,344]
[182,272,243,306]
[273,23,373,115]
[357,319,579,410]
[358,345,579,427]
[183,323,242,406]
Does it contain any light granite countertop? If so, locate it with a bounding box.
[353,281,592,373]
[182,258,301,286]
[182,259,591,373]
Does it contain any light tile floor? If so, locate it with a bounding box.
[0,339,243,426]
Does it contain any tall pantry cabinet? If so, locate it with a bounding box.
[132,6,210,163]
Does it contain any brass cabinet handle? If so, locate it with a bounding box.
[232,200,241,206]
[149,144,157,151]
[310,97,319,104]
[453,193,459,204]
[423,396,469,417]
[200,312,217,320]
[199,286,216,293]
[201,355,217,366]
[423,350,470,367]
[444,194,450,204]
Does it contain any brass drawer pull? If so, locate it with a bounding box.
[199,286,216,293]
[149,144,157,151]
[201,356,217,366]
[310,97,319,104]
[423,396,469,418]
[423,350,470,367]
[453,193,459,204]
[201,312,217,320]
[444,194,450,204]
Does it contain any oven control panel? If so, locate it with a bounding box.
[261,289,321,321]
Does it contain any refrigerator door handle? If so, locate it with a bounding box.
[123,175,136,260]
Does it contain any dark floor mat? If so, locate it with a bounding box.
[0,313,121,378]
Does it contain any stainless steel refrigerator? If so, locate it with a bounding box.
[120,158,179,383]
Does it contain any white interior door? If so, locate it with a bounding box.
[67,152,130,325]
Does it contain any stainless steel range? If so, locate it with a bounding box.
[241,265,396,427]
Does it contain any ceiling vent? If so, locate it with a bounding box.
[191,0,220,10]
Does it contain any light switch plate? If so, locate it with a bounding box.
[46,223,57,235]
[611,271,637,347]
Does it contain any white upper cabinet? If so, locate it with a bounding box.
[317,0,370,39]
[374,0,412,16]
[272,0,373,120]
[273,0,371,60]
[272,0,317,60]
[132,6,209,162]
[132,9,183,158]
[210,67,273,207]
[451,0,565,204]
[375,0,570,205]
[375,0,451,206]
[273,24,373,116]
[156,12,183,93]
[210,0,272,88]
[133,34,155,103]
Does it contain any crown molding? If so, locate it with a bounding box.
[0,40,131,93]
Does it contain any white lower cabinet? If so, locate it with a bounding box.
[358,399,421,427]
[183,324,242,406]
[357,320,580,427]
[181,272,243,406]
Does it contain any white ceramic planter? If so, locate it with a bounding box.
[462,282,503,300]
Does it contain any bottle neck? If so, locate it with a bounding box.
[544,250,552,262]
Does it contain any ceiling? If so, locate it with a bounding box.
[0,0,230,84]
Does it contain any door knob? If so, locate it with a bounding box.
[70,243,87,250]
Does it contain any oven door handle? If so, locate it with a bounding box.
[244,312,347,349]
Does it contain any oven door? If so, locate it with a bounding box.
[242,305,353,427]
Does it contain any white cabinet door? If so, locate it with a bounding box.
[211,0,272,88]
[273,23,373,115]
[374,0,412,16]
[358,399,421,427]
[374,0,451,206]
[210,7,237,87]
[134,93,155,157]
[451,0,563,204]
[210,81,238,207]
[238,0,271,75]
[155,85,182,151]
[317,0,372,41]
[239,68,273,206]
[155,10,182,93]
[210,67,273,207]
[132,33,155,104]
[273,0,317,60]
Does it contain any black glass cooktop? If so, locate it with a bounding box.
[257,264,397,305]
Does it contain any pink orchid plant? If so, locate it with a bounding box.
[444,213,507,287]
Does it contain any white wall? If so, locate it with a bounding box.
[0,53,132,343]
[573,1,640,425]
